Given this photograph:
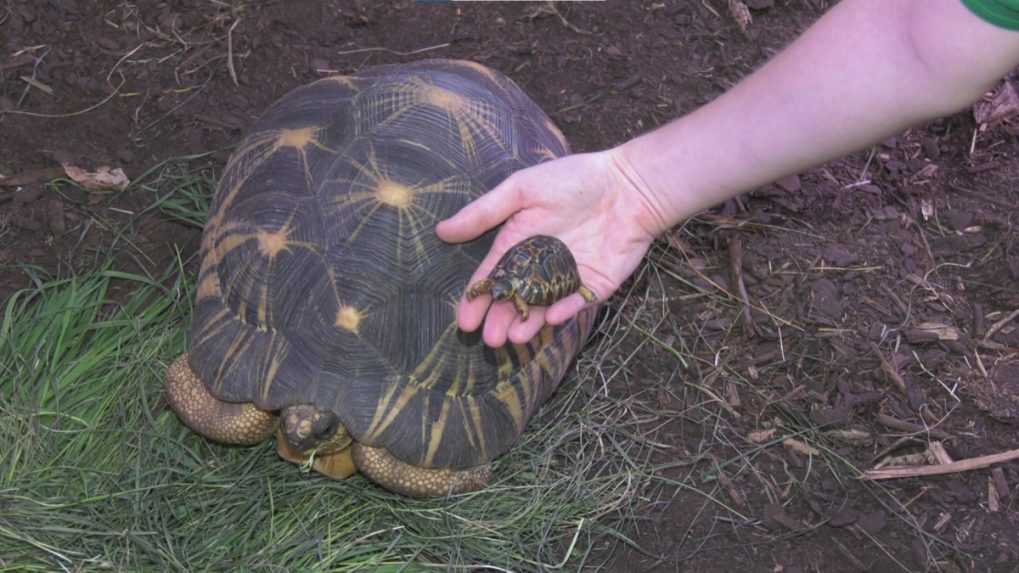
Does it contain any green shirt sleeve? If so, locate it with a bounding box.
[962,0,1019,30]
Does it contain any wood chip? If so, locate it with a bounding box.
[783,438,819,456]
[991,467,1009,499]
[748,428,777,443]
[825,429,872,445]
[904,322,960,343]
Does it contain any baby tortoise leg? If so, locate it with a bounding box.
[465,278,493,300]
[165,353,276,445]
[577,285,597,303]
[511,293,530,321]
[352,444,492,498]
[275,404,357,480]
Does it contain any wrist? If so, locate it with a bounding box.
[605,140,676,238]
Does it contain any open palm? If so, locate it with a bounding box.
[437,150,659,347]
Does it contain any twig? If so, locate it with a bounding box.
[875,413,951,440]
[870,343,907,396]
[864,448,1019,480]
[728,237,757,336]
[984,308,1019,342]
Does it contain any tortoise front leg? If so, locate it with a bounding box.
[165,353,277,445]
[511,294,530,321]
[465,278,493,300]
[352,444,491,497]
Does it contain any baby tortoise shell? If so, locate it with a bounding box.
[164,59,598,497]
[466,235,596,320]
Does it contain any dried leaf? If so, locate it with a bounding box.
[61,163,130,191]
[974,80,1019,125]
[727,0,751,34]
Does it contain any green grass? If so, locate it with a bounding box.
[0,164,659,570]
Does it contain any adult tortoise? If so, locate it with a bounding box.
[166,59,598,497]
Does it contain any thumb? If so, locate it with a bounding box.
[436,177,524,243]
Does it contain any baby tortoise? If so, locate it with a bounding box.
[466,235,596,320]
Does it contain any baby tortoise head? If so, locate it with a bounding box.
[466,235,596,321]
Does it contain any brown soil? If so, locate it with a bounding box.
[2,1,1018,571]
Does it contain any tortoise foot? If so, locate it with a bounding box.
[511,294,530,321]
[352,444,491,497]
[165,353,277,445]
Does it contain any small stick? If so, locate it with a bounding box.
[728,237,757,336]
[870,343,907,396]
[875,413,951,440]
[863,448,1019,480]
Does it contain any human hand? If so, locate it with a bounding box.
[436,148,665,347]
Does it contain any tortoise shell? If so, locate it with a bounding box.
[188,59,596,470]
[487,234,587,306]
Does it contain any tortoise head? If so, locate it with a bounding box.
[281,404,351,454]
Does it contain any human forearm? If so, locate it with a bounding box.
[618,0,1019,235]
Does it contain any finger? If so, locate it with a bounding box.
[508,308,547,345]
[545,293,589,325]
[482,301,518,347]
[457,293,490,332]
[436,178,523,243]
